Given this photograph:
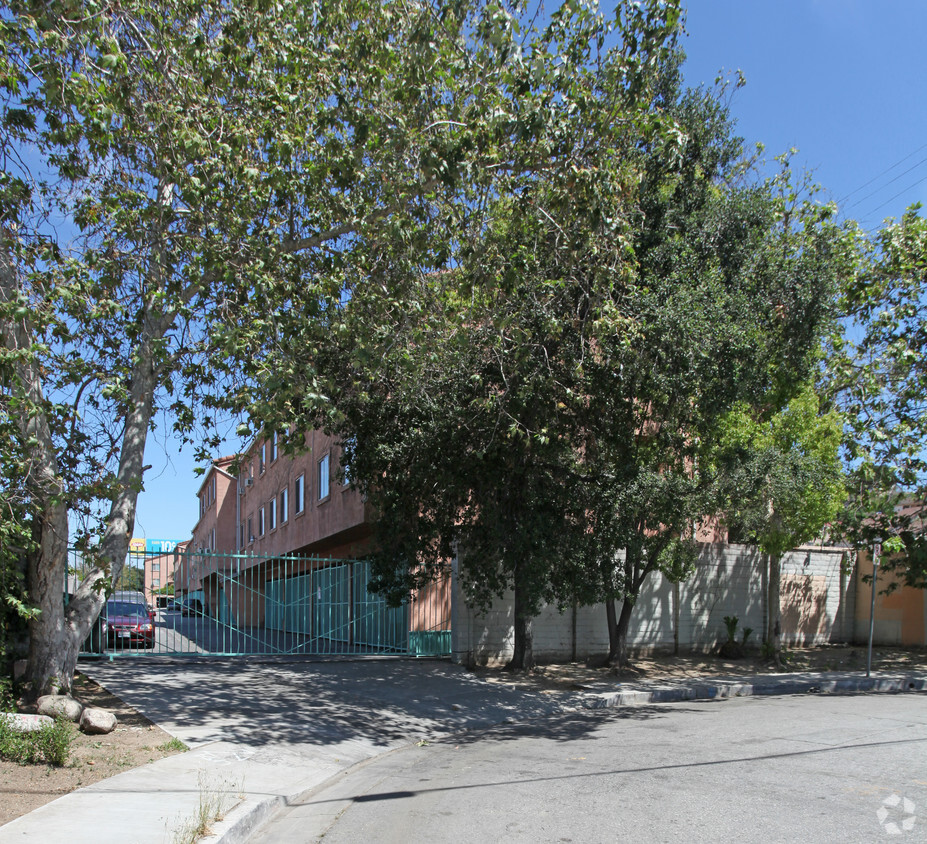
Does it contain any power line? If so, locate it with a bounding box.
[837,141,927,205]
[858,172,927,226]
[844,154,927,211]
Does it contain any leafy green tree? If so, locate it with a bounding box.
[247,8,842,670]
[713,385,844,663]
[233,0,687,670]
[2,0,524,694]
[826,209,927,591]
[0,420,36,675]
[560,82,845,667]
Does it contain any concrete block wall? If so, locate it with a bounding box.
[780,546,854,646]
[454,542,851,665]
[678,544,766,651]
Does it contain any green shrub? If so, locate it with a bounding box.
[0,676,14,713]
[0,714,73,766]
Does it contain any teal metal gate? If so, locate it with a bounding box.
[70,547,452,658]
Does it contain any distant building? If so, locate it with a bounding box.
[127,537,184,603]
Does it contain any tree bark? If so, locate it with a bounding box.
[611,597,635,669]
[605,597,619,662]
[506,564,534,671]
[2,234,169,694]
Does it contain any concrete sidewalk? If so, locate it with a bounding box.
[0,659,924,844]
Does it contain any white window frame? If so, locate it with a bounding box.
[318,454,330,501]
[295,474,305,514]
[269,496,277,530]
[258,506,265,536]
[280,488,288,523]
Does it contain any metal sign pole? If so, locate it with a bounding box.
[866,539,881,678]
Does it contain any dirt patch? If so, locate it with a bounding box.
[0,672,185,827]
[470,645,927,693]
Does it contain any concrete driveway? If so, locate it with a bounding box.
[0,658,573,844]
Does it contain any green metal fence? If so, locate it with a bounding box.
[69,547,452,658]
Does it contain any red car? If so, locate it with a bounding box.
[105,600,155,649]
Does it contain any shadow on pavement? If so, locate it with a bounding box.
[78,658,601,749]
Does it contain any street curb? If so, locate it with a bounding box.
[215,672,927,843]
[582,673,927,709]
[212,794,287,844]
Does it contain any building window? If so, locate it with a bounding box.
[152,563,160,573]
[259,441,266,474]
[258,506,265,536]
[211,527,216,549]
[318,454,330,501]
[269,497,277,530]
[295,474,305,514]
[211,476,216,502]
[240,522,245,548]
[280,488,288,523]
[153,578,160,588]
[247,517,253,543]
[271,432,278,462]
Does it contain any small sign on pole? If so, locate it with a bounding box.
[867,539,882,678]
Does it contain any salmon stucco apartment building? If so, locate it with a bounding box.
[177,429,370,603]
[172,429,450,656]
[163,429,926,664]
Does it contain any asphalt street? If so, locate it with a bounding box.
[253,693,927,843]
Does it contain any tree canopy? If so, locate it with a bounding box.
[4,0,587,692]
[827,209,927,590]
[246,20,846,666]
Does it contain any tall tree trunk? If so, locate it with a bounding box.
[506,564,534,671]
[2,239,73,695]
[611,597,635,669]
[3,234,170,694]
[55,322,162,693]
[25,492,72,696]
[766,551,782,666]
[605,597,619,662]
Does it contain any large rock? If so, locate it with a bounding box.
[79,707,117,735]
[1,712,54,733]
[37,694,84,722]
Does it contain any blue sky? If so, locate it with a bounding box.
[681,1,927,230]
[130,0,927,543]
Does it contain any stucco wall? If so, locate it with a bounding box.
[854,551,927,646]
[455,543,853,665]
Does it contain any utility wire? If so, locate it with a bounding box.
[837,141,927,205]
[858,172,927,224]
[844,154,927,211]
